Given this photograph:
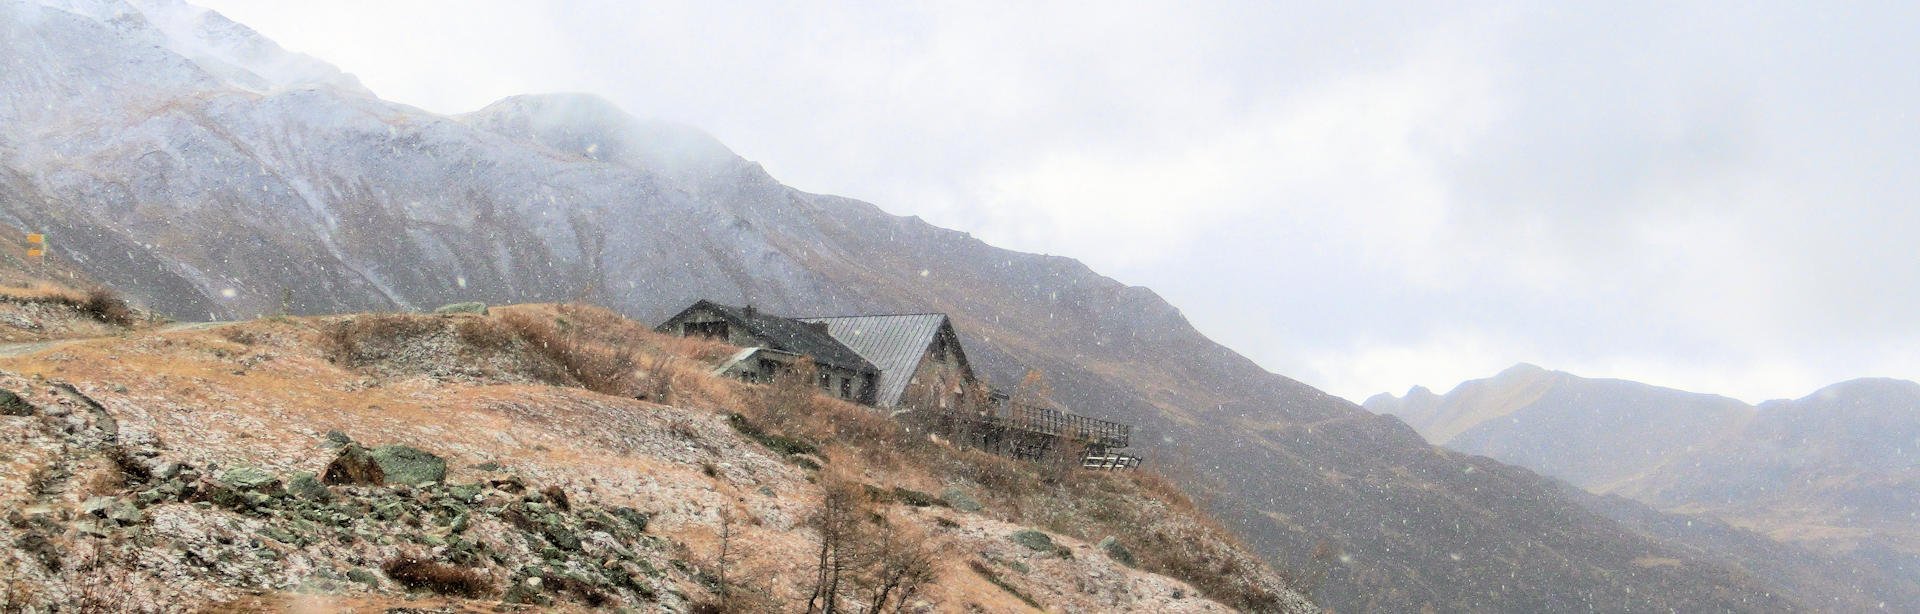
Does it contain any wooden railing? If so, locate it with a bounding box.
[997,402,1131,449]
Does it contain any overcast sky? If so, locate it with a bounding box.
[196,0,1920,404]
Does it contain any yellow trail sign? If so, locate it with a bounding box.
[26,233,44,259]
[25,233,43,245]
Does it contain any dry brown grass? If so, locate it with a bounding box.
[497,310,638,395]
[61,303,1300,611]
[381,555,493,598]
[0,282,86,303]
[718,370,1300,611]
[0,283,138,327]
[322,313,445,363]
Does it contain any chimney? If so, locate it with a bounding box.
[743,304,757,318]
[807,321,829,333]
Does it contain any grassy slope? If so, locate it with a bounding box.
[0,302,1312,612]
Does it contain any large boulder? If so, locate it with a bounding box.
[323,443,386,485]
[0,389,35,416]
[1009,529,1056,552]
[288,472,332,500]
[219,466,283,494]
[369,445,447,486]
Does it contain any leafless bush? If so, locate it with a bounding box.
[78,288,135,327]
[0,284,139,327]
[859,517,940,612]
[454,316,517,351]
[382,555,493,598]
[800,474,942,614]
[499,311,637,395]
[322,314,444,364]
[637,353,680,404]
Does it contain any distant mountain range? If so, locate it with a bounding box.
[0,0,1889,610]
[1370,364,1920,607]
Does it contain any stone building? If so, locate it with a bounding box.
[655,300,880,404]
[658,300,1140,469]
[797,313,981,410]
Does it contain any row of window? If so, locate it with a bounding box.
[819,372,855,400]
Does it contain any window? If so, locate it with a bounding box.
[840,376,853,399]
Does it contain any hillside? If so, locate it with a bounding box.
[0,301,1312,611]
[1365,363,1753,490]
[0,1,1829,610]
[1615,379,1920,573]
[1372,365,1920,609]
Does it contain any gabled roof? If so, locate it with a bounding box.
[669,301,875,373]
[799,313,968,407]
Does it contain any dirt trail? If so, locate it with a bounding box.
[0,321,231,358]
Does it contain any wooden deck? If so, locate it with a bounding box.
[916,401,1141,470]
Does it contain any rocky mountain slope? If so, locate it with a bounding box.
[1371,365,1920,609]
[0,0,1838,610]
[1,302,1311,611]
[1365,363,1754,490]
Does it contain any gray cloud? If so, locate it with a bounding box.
[196,0,1920,402]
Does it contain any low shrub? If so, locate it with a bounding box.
[79,288,136,327]
[499,311,636,395]
[382,555,492,598]
[322,314,444,364]
[0,283,138,327]
[968,560,1039,609]
[725,413,820,457]
[890,487,945,508]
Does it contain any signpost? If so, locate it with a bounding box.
[24,232,46,276]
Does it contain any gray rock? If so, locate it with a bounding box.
[288,472,331,501]
[219,466,282,493]
[323,443,385,485]
[1009,529,1055,552]
[1098,536,1136,567]
[323,430,354,449]
[0,389,35,416]
[942,487,983,512]
[448,483,484,503]
[433,301,489,315]
[81,497,114,518]
[369,445,447,486]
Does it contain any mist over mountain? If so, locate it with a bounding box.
[1373,365,1920,608]
[1366,363,1753,490]
[0,0,1872,610]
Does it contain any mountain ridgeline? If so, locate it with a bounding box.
[0,0,1855,610]
[1370,364,1920,610]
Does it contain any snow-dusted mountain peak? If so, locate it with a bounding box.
[126,0,368,95]
[461,92,747,184]
[13,0,367,97]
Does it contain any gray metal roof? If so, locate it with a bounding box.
[799,313,949,407]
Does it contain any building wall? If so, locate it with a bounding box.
[900,328,976,410]
[672,306,879,404]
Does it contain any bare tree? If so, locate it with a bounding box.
[861,519,940,613]
[714,507,736,610]
[806,476,859,613]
